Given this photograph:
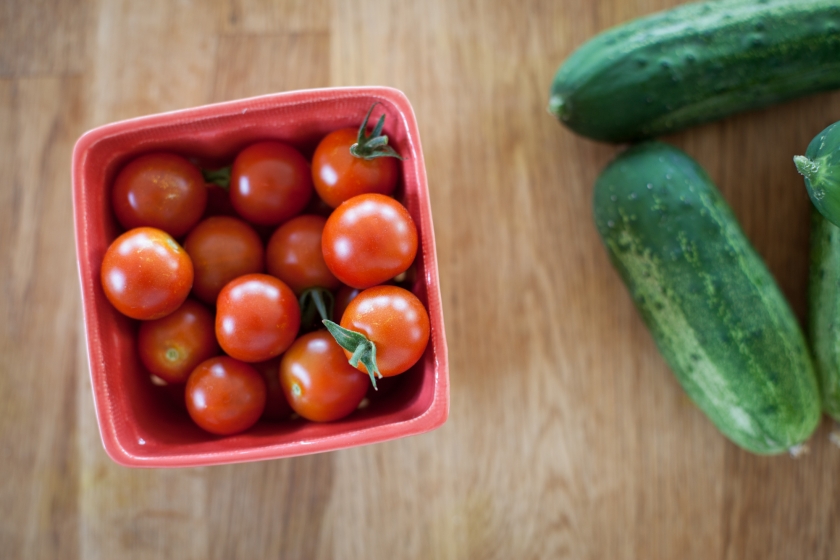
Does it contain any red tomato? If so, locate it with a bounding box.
[312,128,399,208]
[322,193,418,289]
[266,214,339,295]
[100,227,193,320]
[230,141,313,226]
[111,153,207,237]
[251,358,293,421]
[335,285,429,378]
[183,216,265,305]
[215,273,301,362]
[185,356,266,435]
[137,299,219,383]
[279,331,369,422]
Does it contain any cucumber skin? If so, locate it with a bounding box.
[798,121,840,227]
[594,142,820,454]
[550,0,840,143]
[809,209,840,420]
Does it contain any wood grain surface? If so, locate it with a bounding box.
[3,0,840,558]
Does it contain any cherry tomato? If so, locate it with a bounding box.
[336,285,430,378]
[279,331,369,422]
[332,285,362,322]
[322,193,418,289]
[183,216,264,305]
[230,141,313,226]
[266,214,339,295]
[101,227,193,320]
[185,356,266,435]
[138,299,219,383]
[312,128,399,208]
[111,153,207,238]
[251,358,293,421]
[215,273,300,362]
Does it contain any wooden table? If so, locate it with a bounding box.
[3,0,840,558]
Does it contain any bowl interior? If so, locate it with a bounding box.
[74,88,447,466]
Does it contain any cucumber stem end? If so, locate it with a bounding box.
[548,95,567,121]
[794,155,819,180]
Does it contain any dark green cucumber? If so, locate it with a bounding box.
[594,141,820,454]
[796,120,840,227]
[549,0,840,143]
[808,209,840,420]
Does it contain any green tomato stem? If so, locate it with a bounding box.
[298,288,335,333]
[350,102,404,161]
[322,319,382,389]
[202,166,232,189]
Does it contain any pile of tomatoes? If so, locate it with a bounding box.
[100,105,430,436]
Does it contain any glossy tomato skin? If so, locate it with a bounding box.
[311,128,399,208]
[280,330,369,422]
[341,285,430,377]
[321,193,418,289]
[111,153,207,238]
[215,273,301,362]
[266,214,339,295]
[230,141,313,226]
[138,299,219,383]
[183,216,265,305]
[101,227,193,320]
[185,356,266,435]
[251,358,293,421]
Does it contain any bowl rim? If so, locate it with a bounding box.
[72,86,449,467]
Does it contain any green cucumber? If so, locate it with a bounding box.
[594,141,820,454]
[796,120,840,227]
[549,0,840,143]
[808,208,840,420]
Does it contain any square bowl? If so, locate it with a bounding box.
[72,86,449,467]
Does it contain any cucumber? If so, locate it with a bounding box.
[594,141,821,454]
[549,0,840,143]
[809,208,840,420]
[796,120,840,227]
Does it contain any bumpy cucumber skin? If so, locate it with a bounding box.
[594,142,821,454]
[550,0,840,143]
[809,209,840,420]
[797,121,840,227]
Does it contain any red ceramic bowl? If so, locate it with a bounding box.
[72,87,449,467]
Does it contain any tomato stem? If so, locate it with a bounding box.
[299,288,334,333]
[322,319,382,389]
[202,166,231,189]
[349,103,404,161]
